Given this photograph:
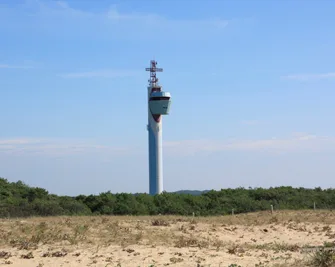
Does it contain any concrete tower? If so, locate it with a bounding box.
[145,60,171,195]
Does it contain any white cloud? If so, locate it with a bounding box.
[3,133,328,158]
[106,6,229,28]
[58,69,141,79]
[107,6,161,22]
[38,2,230,29]
[21,0,94,18]
[0,64,33,69]
[282,72,335,81]
[0,60,40,70]
[0,138,129,157]
[241,120,259,125]
[1,1,230,40]
[164,133,335,155]
[0,138,41,145]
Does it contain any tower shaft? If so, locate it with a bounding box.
[147,87,163,195]
[146,60,171,196]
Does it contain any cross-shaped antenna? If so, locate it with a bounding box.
[145,60,163,86]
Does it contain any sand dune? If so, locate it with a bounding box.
[1,210,334,266]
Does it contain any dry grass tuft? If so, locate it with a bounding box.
[0,251,12,259]
[310,248,335,267]
[151,218,170,226]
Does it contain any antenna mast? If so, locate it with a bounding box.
[145,60,163,87]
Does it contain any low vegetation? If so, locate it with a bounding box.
[1,177,335,218]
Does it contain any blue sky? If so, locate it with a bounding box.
[1,0,335,196]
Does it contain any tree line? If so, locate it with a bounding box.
[0,177,334,218]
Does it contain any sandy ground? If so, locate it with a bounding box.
[0,210,334,266]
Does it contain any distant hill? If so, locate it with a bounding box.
[134,190,209,196]
[172,190,210,195]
